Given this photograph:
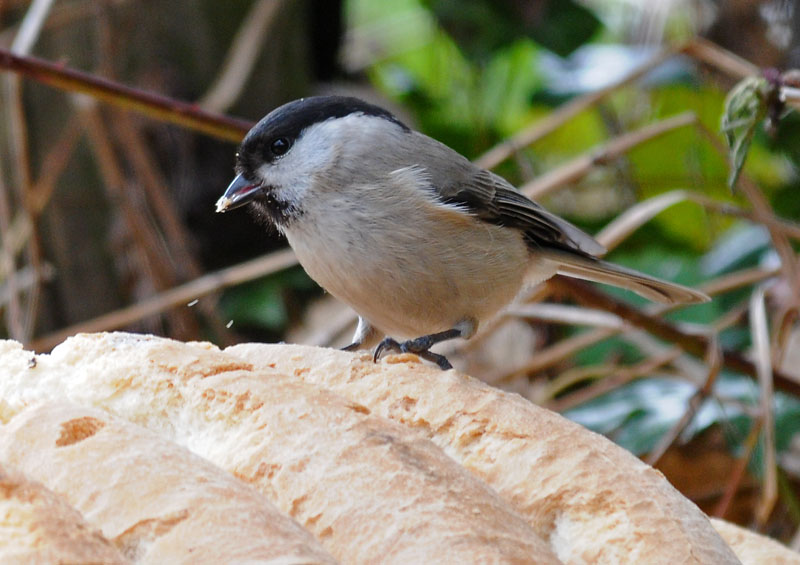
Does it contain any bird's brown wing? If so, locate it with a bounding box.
[439,169,607,257]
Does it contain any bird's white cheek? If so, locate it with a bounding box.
[256,161,312,204]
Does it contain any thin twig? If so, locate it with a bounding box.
[79,103,178,290]
[693,118,800,306]
[549,276,800,397]
[595,190,800,253]
[107,111,233,343]
[475,44,682,170]
[520,112,697,200]
[108,111,207,280]
[645,336,723,466]
[505,302,623,329]
[474,37,756,172]
[9,0,54,54]
[772,307,798,372]
[495,327,618,387]
[547,347,682,412]
[0,173,22,337]
[739,176,800,306]
[712,420,762,518]
[2,0,54,341]
[681,36,759,81]
[28,249,298,352]
[199,0,285,113]
[702,266,780,297]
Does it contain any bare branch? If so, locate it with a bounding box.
[0,48,252,142]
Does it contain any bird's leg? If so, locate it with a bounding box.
[373,319,476,370]
[342,316,379,351]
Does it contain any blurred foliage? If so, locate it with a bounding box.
[423,0,601,60]
[220,267,317,336]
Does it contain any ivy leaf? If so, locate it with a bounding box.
[720,76,769,189]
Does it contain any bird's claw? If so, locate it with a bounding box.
[373,336,453,370]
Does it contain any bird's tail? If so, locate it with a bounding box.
[544,252,710,305]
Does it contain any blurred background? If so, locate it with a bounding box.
[2,0,800,544]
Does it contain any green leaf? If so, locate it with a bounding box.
[721,76,770,189]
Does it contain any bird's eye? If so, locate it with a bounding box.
[270,137,291,157]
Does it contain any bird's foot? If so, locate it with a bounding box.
[373,329,462,370]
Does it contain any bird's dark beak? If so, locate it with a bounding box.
[215,173,262,213]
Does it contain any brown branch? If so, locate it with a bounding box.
[692,119,800,306]
[549,276,800,398]
[712,420,761,518]
[493,327,618,386]
[79,105,178,290]
[494,265,780,386]
[0,48,252,142]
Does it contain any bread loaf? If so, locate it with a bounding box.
[0,402,338,564]
[710,518,800,565]
[2,333,796,564]
[0,334,559,564]
[0,463,129,564]
[226,342,743,564]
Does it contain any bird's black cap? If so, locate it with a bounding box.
[237,96,409,173]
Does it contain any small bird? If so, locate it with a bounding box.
[217,96,708,369]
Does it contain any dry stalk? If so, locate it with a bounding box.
[712,419,762,519]
[199,0,286,113]
[550,276,800,398]
[750,285,778,527]
[107,111,234,343]
[475,45,682,170]
[645,337,723,467]
[28,248,297,352]
[520,112,697,200]
[546,347,683,412]
[1,0,55,341]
